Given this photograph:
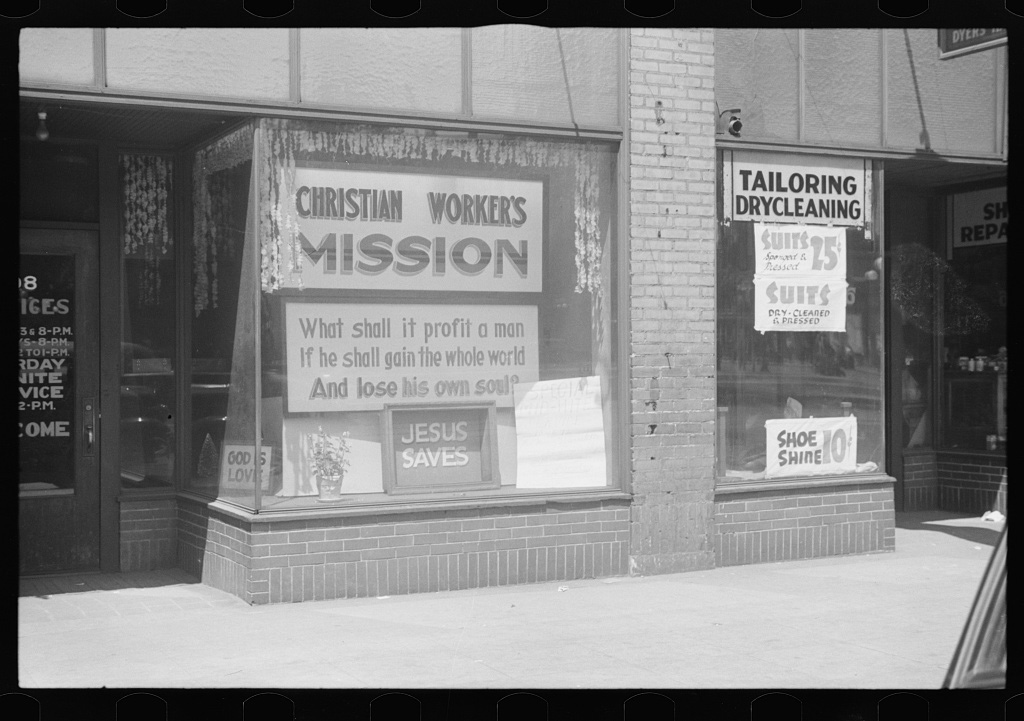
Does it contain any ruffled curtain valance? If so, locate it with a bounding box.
[120,153,172,306]
[255,119,606,296]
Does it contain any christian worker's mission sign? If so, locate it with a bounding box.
[281,167,544,293]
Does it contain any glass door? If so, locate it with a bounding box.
[19,228,101,574]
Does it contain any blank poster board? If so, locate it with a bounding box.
[513,376,606,489]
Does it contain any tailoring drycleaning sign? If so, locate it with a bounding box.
[753,223,848,333]
[948,187,1007,253]
[725,151,867,227]
[279,167,544,293]
[765,416,858,479]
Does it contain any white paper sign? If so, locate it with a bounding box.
[219,444,272,491]
[279,168,544,293]
[754,224,847,278]
[753,277,847,332]
[752,222,848,333]
[727,151,866,226]
[765,416,858,479]
[285,302,540,412]
[513,376,607,489]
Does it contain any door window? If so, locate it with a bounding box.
[19,255,76,490]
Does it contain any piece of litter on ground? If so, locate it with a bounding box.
[981,510,1005,522]
[376,595,390,600]
[558,585,569,592]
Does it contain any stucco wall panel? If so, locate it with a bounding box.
[885,29,999,155]
[803,29,882,148]
[472,26,619,127]
[714,29,800,142]
[106,29,290,101]
[301,29,462,115]
[19,28,95,87]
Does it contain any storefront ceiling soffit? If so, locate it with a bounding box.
[19,101,236,149]
[883,157,1005,188]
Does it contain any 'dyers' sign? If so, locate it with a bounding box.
[280,167,544,293]
[949,187,1007,252]
[938,29,1007,59]
[765,416,858,479]
[725,151,867,226]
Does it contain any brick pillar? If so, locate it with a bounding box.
[627,28,717,575]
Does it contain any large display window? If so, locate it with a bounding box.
[188,119,622,510]
[716,151,885,482]
[119,153,177,490]
[939,186,1007,452]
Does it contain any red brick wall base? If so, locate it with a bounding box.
[937,452,1007,515]
[119,497,178,572]
[713,481,895,567]
[178,497,631,604]
[902,451,938,511]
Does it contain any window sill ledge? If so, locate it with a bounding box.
[714,473,895,496]
[176,488,633,525]
[936,449,1007,460]
[117,489,178,503]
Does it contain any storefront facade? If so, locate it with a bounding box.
[712,28,1008,563]
[18,28,1005,602]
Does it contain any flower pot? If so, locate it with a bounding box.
[318,473,343,502]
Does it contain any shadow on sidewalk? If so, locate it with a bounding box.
[18,568,201,599]
[896,511,1003,547]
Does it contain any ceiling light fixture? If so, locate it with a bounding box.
[35,109,49,142]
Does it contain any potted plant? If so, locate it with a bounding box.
[306,426,351,502]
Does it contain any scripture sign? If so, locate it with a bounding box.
[726,151,867,227]
[765,416,858,479]
[386,404,498,493]
[513,376,607,489]
[219,444,272,492]
[284,302,540,412]
[948,187,1007,252]
[280,167,544,293]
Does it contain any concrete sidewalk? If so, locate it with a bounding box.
[17,511,1004,689]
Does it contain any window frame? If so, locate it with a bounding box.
[714,150,890,489]
[183,117,630,513]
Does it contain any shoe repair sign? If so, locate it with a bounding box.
[765,416,858,479]
[753,223,848,333]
